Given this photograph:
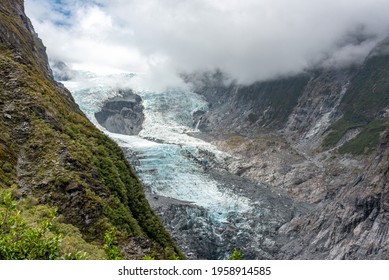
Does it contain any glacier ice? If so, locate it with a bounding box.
[63,73,252,223]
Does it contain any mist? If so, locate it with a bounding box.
[26,0,389,89]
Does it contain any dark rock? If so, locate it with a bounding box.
[95,90,144,135]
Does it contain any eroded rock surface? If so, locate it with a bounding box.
[95,90,144,135]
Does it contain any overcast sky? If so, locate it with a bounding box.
[25,0,389,87]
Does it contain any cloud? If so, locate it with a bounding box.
[25,0,389,88]
[26,0,148,75]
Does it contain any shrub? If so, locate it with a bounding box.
[104,227,123,260]
[0,191,61,259]
[228,248,244,260]
[0,191,86,260]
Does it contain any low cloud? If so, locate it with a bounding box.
[26,0,389,88]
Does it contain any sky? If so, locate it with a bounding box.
[25,0,389,88]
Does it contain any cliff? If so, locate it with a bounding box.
[0,0,182,259]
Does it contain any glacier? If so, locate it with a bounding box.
[63,73,252,224]
[62,72,295,259]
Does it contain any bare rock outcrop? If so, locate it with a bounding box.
[95,90,144,135]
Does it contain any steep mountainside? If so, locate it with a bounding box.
[0,0,182,259]
[189,37,389,259]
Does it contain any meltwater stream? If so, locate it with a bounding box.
[63,73,294,259]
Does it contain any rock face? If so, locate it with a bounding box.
[0,0,182,259]
[95,90,144,135]
[184,38,389,259]
[0,0,53,79]
[279,135,389,259]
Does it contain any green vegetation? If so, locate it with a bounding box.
[323,118,364,147]
[0,2,183,260]
[1,188,183,260]
[0,191,60,259]
[340,55,389,122]
[104,228,123,260]
[240,75,310,127]
[264,76,310,125]
[0,190,87,259]
[338,119,388,155]
[323,54,389,154]
[228,248,244,260]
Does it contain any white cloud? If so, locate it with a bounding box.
[25,0,389,88]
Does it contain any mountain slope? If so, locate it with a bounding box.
[0,0,182,259]
[189,36,389,259]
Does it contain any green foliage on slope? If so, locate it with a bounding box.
[0,189,97,259]
[323,118,364,148]
[0,190,61,259]
[104,227,123,260]
[238,75,310,127]
[0,0,183,259]
[323,54,389,154]
[340,55,389,122]
[338,119,388,155]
